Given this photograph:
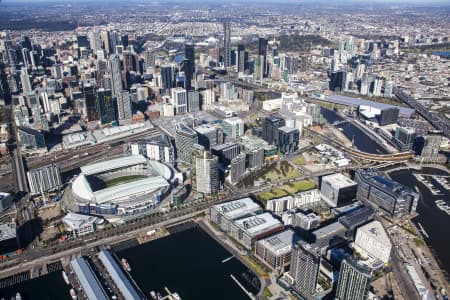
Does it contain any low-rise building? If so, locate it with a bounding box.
[0,192,14,213]
[354,221,392,264]
[293,211,321,231]
[229,213,285,250]
[354,168,419,218]
[210,198,262,232]
[0,222,18,255]
[320,173,357,207]
[255,229,300,272]
[63,212,105,237]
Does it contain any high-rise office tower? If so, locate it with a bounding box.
[262,115,285,145]
[117,91,132,123]
[394,127,416,151]
[229,153,246,184]
[181,59,192,91]
[108,54,123,98]
[171,88,188,114]
[109,31,120,54]
[27,164,62,196]
[421,130,443,162]
[223,22,231,68]
[185,43,195,78]
[97,88,116,124]
[222,117,244,142]
[144,50,155,68]
[336,258,372,300]
[237,44,247,73]
[175,122,198,162]
[100,30,111,54]
[21,48,31,69]
[290,241,321,300]
[187,90,200,112]
[20,67,32,94]
[88,30,102,51]
[195,151,219,195]
[161,64,174,90]
[258,37,268,77]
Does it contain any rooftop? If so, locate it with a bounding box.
[278,126,298,133]
[70,257,108,300]
[234,212,283,237]
[323,95,415,117]
[257,229,300,256]
[98,251,142,300]
[213,198,261,220]
[93,176,169,204]
[356,169,418,199]
[211,142,238,151]
[357,220,390,245]
[62,212,103,230]
[339,206,374,229]
[0,223,16,242]
[322,173,357,189]
[80,155,147,176]
[194,124,217,135]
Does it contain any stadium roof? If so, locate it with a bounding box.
[94,176,169,204]
[81,155,147,175]
[324,95,415,117]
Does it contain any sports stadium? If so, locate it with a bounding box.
[71,155,180,217]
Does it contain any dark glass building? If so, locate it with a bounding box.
[97,88,116,124]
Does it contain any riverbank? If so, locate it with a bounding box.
[388,166,450,288]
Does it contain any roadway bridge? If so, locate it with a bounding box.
[306,128,414,162]
[394,87,450,139]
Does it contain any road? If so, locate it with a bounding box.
[305,128,414,162]
[394,87,450,139]
[0,193,243,277]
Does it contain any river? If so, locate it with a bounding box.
[390,167,450,277]
[320,107,388,154]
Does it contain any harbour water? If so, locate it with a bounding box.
[390,167,450,277]
[0,226,259,300]
[118,226,260,300]
[320,108,388,154]
[0,270,70,300]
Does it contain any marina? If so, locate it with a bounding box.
[390,167,450,277]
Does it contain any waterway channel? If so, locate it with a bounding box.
[320,108,388,154]
[390,167,450,277]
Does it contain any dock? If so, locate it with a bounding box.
[222,255,234,263]
[230,274,256,300]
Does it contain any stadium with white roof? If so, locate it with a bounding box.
[71,155,179,216]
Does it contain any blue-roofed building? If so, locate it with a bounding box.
[338,206,375,239]
[70,257,109,300]
[354,168,419,218]
[98,250,143,300]
[317,95,415,117]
